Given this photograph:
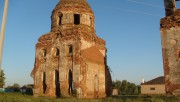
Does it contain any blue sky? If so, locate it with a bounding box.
[0,0,177,86]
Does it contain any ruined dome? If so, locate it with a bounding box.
[53,0,93,14]
[51,0,95,30]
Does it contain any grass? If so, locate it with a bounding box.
[0,93,180,102]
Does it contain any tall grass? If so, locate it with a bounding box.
[0,93,180,102]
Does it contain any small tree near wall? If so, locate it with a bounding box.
[0,70,5,88]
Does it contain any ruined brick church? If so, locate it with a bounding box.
[161,0,180,95]
[31,0,112,98]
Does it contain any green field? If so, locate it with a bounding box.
[0,93,180,102]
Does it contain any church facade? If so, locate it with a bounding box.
[31,0,112,98]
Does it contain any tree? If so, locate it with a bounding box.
[121,80,128,94]
[112,80,140,95]
[0,70,5,88]
[12,83,20,92]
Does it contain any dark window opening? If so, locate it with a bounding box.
[56,48,60,56]
[69,45,73,55]
[55,48,60,57]
[55,70,60,97]
[59,15,63,25]
[68,70,73,95]
[150,88,155,90]
[90,17,92,26]
[74,14,80,25]
[43,72,47,94]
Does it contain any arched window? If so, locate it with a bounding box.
[52,48,60,57]
[69,45,73,55]
[41,49,46,57]
[55,48,60,56]
[59,14,63,25]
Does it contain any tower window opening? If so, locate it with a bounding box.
[90,17,92,27]
[59,15,63,25]
[74,14,80,25]
[42,49,46,57]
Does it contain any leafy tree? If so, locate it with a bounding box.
[12,83,20,92]
[121,80,128,94]
[0,70,5,88]
[112,80,140,95]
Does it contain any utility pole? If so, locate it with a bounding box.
[0,0,8,75]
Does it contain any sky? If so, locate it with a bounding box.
[0,0,179,87]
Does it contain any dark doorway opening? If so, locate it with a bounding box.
[74,14,80,25]
[55,70,60,97]
[68,70,73,95]
[43,72,47,94]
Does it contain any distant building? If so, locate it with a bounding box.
[20,84,33,95]
[0,88,4,92]
[112,89,118,96]
[141,76,165,95]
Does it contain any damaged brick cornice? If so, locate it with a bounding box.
[160,15,180,29]
[38,26,105,46]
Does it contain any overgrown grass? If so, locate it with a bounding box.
[0,93,180,102]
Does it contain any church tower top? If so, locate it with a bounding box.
[51,0,95,30]
[53,0,93,14]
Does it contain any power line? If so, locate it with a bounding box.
[89,0,162,17]
[106,6,162,17]
[126,0,180,10]
[126,0,164,9]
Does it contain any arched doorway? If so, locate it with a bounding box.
[94,75,99,98]
[68,70,73,95]
[55,70,60,97]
